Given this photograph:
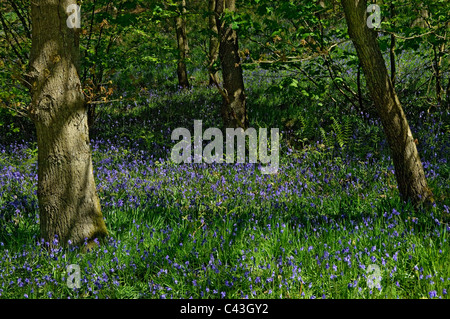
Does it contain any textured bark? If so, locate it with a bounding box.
[342,0,433,206]
[175,0,190,89]
[208,0,220,86]
[28,0,108,247]
[215,0,248,129]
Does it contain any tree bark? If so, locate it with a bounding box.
[175,0,190,89]
[215,0,247,129]
[208,0,220,86]
[28,0,108,247]
[342,0,433,206]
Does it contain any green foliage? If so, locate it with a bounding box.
[331,116,352,149]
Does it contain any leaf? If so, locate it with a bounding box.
[334,77,344,84]
[290,79,299,88]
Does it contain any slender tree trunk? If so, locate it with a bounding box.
[316,0,326,48]
[208,0,220,86]
[446,75,450,109]
[432,45,443,105]
[215,0,248,129]
[28,0,108,247]
[356,63,367,120]
[445,22,450,109]
[174,0,190,89]
[342,0,433,206]
[412,6,444,106]
[411,8,429,29]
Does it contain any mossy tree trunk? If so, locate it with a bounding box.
[28,0,108,247]
[215,0,248,129]
[342,0,433,206]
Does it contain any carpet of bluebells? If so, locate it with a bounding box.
[1,64,450,299]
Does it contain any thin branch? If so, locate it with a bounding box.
[7,0,31,39]
[381,29,443,40]
[0,12,26,65]
[292,64,338,105]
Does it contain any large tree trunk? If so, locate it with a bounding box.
[175,0,190,89]
[208,0,220,86]
[28,0,108,247]
[342,0,433,206]
[215,0,248,129]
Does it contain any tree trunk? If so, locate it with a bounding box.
[432,45,443,105]
[446,21,450,109]
[411,8,429,29]
[208,0,220,86]
[446,74,450,109]
[28,0,108,247]
[215,0,247,129]
[342,0,433,206]
[175,0,190,89]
